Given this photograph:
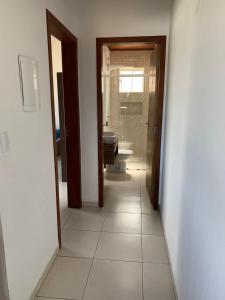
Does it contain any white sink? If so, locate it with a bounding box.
[103,132,117,144]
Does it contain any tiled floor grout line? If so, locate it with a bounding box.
[62,228,142,234]
[80,211,107,299]
[140,172,145,300]
[64,211,143,215]
[37,170,174,300]
[57,255,170,264]
[36,296,77,300]
[61,210,73,230]
[62,209,160,216]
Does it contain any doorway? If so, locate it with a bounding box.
[46,10,82,247]
[96,36,166,209]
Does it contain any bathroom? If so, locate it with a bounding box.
[102,44,152,173]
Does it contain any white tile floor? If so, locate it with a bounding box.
[36,170,176,300]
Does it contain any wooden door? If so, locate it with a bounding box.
[146,46,160,209]
[57,72,67,182]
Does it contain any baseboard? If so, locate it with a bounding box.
[29,247,59,300]
[160,207,179,300]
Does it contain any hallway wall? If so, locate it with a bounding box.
[162,0,225,299]
[0,1,80,299]
[76,0,172,204]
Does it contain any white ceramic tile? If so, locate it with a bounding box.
[103,198,141,213]
[60,209,72,228]
[104,173,140,186]
[37,257,91,300]
[104,170,140,185]
[141,199,160,214]
[103,213,141,233]
[105,188,140,198]
[95,232,142,262]
[64,208,105,231]
[35,298,66,300]
[143,263,176,300]
[141,190,160,214]
[83,260,142,300]
[105,180,140,191]
[127,162,146,170]
[142,235,169,263]
[59,230,100,258]
[142,214,164,235]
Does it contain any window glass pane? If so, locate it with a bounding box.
[119,69,144,93]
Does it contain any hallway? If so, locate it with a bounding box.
[35,170,175,300]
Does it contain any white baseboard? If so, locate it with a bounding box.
[29,247,59,300]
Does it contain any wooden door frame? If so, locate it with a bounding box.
[96,36,166,208]
[46,10,82,247]
[57,72,67,182]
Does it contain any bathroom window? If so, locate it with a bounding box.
[119,68,144,93]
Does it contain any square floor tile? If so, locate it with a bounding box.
[142,235,169,263]
[35,298,66,300]
[60,209,72,228]
[141,200,160,214]
[143,263,176,300]
[59,230,100,258]
[104,170,140,185]
[105,191,140,200]
[83,259,142,300]
[142,214,164,235]
[141,191,160,215]
[37,257,91,300]
[103,213,141,233]
[103,198,141,213]
[64,208,105,231]
[104,185,140,196]
[95,232,142,262]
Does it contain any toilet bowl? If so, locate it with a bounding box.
[106,148,133,172]
[118,141,133,150]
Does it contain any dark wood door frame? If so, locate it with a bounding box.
[96,36,166,208]
[46,10,82,247]
[57,72,67,182]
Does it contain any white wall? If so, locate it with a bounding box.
[0,216,9,299]
[0,1,80,299]
[161,0,225,299]
[51,36,62,129]
[76,0,172,204]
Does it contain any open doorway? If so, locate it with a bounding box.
[46,11,82,247]
[96,37,166,209]
[50,36,69,227]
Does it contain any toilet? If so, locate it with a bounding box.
[118,141,133,150]
[106,148,133,172]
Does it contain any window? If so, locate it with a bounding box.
[119,69,144,93]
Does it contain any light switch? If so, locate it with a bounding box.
[0,132,9,153]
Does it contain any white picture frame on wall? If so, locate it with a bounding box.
[18,55,40,112]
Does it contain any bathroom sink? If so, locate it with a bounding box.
[103,132,117,144]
